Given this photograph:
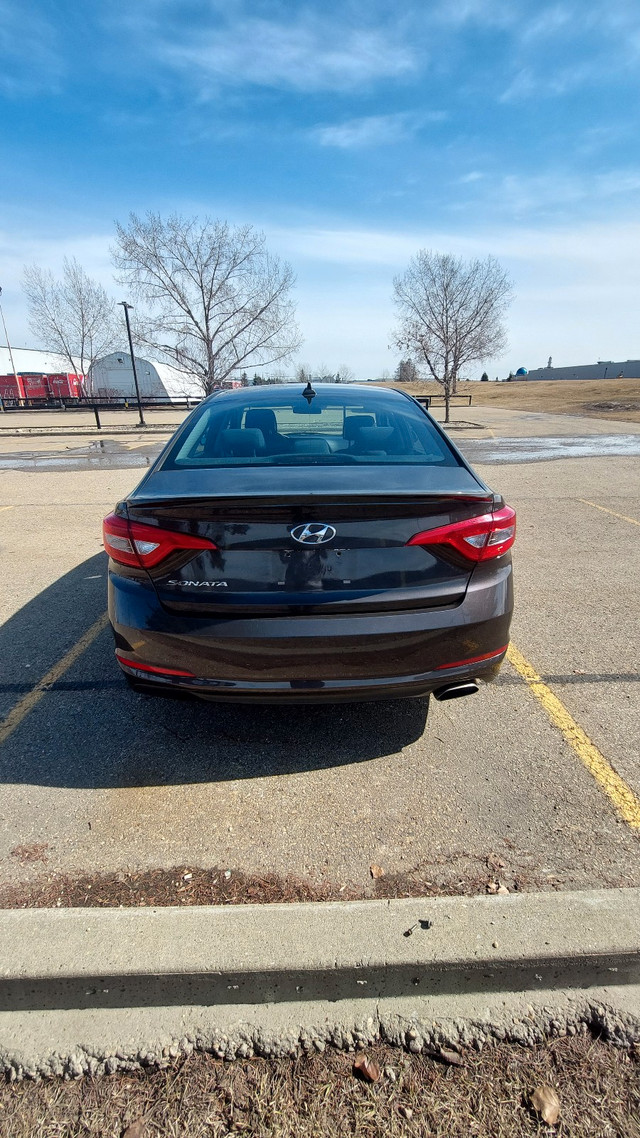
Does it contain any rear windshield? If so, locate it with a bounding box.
[161,388,461,469]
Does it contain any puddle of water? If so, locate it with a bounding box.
[0,438,164,471]
[0,454,157,471]
[459,435,640,464]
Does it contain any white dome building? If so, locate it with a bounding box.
[87,352,202,402]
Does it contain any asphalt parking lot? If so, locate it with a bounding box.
[0,406,638,898]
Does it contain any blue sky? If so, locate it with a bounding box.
[2,0,640,377]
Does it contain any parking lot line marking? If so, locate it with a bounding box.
[0,506,14,512]
[0,612,109,747]
[578,499,640,527]
[507,643,640,830]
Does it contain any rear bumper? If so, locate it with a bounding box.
[108,560,513,703]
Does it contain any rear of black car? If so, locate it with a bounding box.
[104,385,514,703]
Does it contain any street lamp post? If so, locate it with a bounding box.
[0,285,20,412]
[118,301,145,426]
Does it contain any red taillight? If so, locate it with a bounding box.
[407,505,516,562]
[103,513,217,568]
[435,645,508,670]
[116,652,195,677]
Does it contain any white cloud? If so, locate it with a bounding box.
[498,67,537,103]
[497,2,640,101]
[495,167,640,215]
[312,111,444,149]
[499,59,610,102]
[519,3,573,42]
[269,217,640,271]
[430,0,517,32]
[145,10,415,94]
[0,0,62,96]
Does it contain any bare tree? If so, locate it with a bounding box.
[293,364,314,386]
[112,213,302,395]
[23,258,119,385]
[336,364,355,384]
[315,362,335,382]
[394,358,419,384]
[393,251,513,421]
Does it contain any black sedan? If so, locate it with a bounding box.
[103,384,515,704]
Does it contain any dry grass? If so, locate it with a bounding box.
[0,855,569,910]
[1,1037,638,1137]
[378,378,640,422]
[0,867,358,909]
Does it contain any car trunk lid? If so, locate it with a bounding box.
[126,467,493,616]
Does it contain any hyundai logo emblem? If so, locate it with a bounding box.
[290,522,337,546]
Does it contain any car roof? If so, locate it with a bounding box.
[204,383,410,405]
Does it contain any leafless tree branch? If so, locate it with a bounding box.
[112,213,302,395]
[22,258,119,383]
[392,251,513,421]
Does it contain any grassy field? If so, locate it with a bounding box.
[377,377,640,422]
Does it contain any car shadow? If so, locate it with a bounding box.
[0,554,429,789]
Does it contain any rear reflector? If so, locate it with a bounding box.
[407,505,516,561]
[435,645,508,670]
[116,652,195,678]
[103,513,217,568]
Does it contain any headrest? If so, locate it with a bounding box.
[343,414,376,440]
[217,428,265,456]
[245,408,278,436]
[352,426,395,452]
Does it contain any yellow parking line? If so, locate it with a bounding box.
[578,499,640,527]
[0,612,109,747]
[507,643,640,829]
[0,506,14,512]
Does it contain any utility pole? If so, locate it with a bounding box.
[118,301,145,426]
[0,285,20,411]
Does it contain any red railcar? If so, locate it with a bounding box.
[0,372,84,402]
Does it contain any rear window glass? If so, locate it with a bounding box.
[161,388,461,469]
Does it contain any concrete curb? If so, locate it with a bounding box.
[1,889,639,1078]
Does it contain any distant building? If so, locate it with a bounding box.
[513,359,640,381]
[87,352,202,402]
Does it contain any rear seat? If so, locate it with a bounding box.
[244,408,292,453]
[210,413,399,459]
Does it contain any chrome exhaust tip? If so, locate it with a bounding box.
[433,681,479,702]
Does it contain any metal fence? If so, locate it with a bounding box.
[414,394,473,408]
[0,397,202,430]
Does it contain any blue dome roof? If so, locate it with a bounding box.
[515,367,528,375]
